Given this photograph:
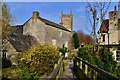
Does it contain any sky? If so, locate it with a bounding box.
[7,2,118,35]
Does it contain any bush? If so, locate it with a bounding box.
[78,47,94,64]
[2,67,39,79]
[78,46,117,77]
[59,44,67,56]
[19,44,60,76]
[72,32,80,49]
[98,47,117,73]
[2,58,12,68]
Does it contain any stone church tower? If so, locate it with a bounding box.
[109,6,119,44]
[60,11,73,31]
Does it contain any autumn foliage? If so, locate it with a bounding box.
[77,31,95,44]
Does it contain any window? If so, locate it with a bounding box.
[65,41,68,48]
[116,51,120,62]
[58,30,62,37]
[2,50,7,58]
[52,39,56,46]
[102,35,105,42]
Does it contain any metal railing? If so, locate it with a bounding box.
[47,56,64,80]
[73,57,120,80]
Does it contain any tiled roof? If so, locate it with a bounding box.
[11,25,23,35]
[99,19,120,33]
[39,17,71,32]
[9,34,38,52]
[99,19,109,33]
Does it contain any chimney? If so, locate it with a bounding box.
[114,6,117,11]
[32,11,39,18]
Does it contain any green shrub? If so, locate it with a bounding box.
[2,67,39,79]
[72,32,80,49]
[78,46,118,77]
[2,67,19,79]
[116,66,120,77]
[59,44,67,56]
[19,44,60,76]
[78,47,94,64]
[98,47,117,73]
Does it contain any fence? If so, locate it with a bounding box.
[73,57,120,80]
[47,56,64,80]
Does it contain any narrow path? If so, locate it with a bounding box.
[62,59,77,80]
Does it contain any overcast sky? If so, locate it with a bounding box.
[7,2,118,34]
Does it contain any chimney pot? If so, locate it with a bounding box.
[32,11,39,18]
[114,6,117,11]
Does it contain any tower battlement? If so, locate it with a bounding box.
[60,11,73,31]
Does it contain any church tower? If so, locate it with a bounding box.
[60,11,73,31]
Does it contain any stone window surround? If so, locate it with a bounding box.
[51,39,56,46]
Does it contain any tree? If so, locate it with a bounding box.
[86,2,111,42]
[1,2,14,50]
[72,32,80,49]
[77,30,95,44]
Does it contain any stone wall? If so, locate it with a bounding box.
[23,18,46,44]
[45,24,71,48]
[5,41,18,65]
[23,16,72,48]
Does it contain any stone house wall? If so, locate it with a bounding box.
[45,24,71,48]
[4,41,18,65]
[23,13,72,48]
[23,18,46,44]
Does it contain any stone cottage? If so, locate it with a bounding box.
[98,6,120,62]
[2,11,73,64]
[22,11,73,48]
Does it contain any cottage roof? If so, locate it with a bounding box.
[98,19,120,33]
[39,17,71,32]
[11,25,23,35]
[9,34,38,52]
[99,19,109,33]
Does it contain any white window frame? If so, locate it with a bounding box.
[65,41,68,48]
[52,39,56,46]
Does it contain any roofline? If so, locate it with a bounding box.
[22,17,71,33]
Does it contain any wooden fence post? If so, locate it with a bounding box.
[80,58,82,70]
[73,59,77,71]
[85,64,88,75]
[93,70,97,80]
[54,64,57,69]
